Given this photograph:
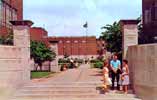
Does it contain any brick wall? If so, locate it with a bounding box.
[48,36,98,58]
[0,0,23,36]
[12,0,23,20]
[30,27,48,41]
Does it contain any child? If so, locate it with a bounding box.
[102,60,112,92]
[121,60,130,94]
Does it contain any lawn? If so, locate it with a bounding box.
[31,71,55,79]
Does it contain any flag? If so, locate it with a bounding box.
[83,22,88,28]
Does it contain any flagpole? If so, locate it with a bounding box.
[83,22,88,60]
[86,25,88,60]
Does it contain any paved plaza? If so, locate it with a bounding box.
[10,64,141,100]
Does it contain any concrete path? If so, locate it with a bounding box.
[10,64,141,100]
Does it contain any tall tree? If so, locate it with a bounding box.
[100,21,122,54]
[31,41,56,71]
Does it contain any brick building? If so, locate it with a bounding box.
[0,0,23,35]
[48,36,98,59]
[142,0,157,43]
[30,27,48,42]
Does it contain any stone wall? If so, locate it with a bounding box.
[50,43,59,72]
[127,44,157,100]
[0,21,33,100]
[0,46,22,99]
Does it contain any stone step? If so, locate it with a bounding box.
[22,86,98,91]
[23,84,99,87]
[11,97,141,100]
[24,84,101,88]
[17,89,98,94]
[16,90,137,97]
[14,93,138,98]
[27,82,102,86]
[13,94,105,99]
[19,88,97,92]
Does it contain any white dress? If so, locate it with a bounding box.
[122,67,130,85]
[103,67,112,85]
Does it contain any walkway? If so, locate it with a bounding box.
[11,64,141,100]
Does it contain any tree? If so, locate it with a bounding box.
[100,22,122,54]
[137,15,147,44]
[31,41,56,71]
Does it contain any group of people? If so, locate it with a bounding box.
[102,54,130,94]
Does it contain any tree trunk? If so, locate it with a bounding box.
[49,61,51,72]
[39,63,42,71]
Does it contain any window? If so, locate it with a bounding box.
[0,0,2,27]
[13,9,17,20]
[154,3,157,21]
[144,9,151,24]
[82,40,86,43]
[6,5,10,27]
[66,41,70,43]
[59,40,63,43]
[74,40,78,43]
[0,0,17,28]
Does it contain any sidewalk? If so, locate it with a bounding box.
[29,64,102,85]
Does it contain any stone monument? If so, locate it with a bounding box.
[120,20,140,59]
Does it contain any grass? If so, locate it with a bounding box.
[31,71,55,79]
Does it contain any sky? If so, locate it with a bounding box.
[24,0,142,37]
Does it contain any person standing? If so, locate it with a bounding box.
[121,60,130,94]
[102,60,112,92]
[110,54,121,90]
[70,58,74,69]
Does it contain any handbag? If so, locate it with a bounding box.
[117,69,122,74]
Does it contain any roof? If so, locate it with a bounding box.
[119,19,140,25]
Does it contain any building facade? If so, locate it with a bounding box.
[30,27,48,42]
[142,0,157,43]
[0,0,23,35]
[48,36,98,59]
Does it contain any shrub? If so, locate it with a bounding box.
[75,59,84,64]
[90,59,100,63]
[94,61,103,69]
[58,58,84,64]
[58,58,70,63]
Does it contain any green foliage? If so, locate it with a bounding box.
[90,59,101,63]
[100,22,122,53]
[0,34,13,45]
[58,58,84,64]
[93,61,103,69]
[58,58,70,63]
[31,41,56,69]
[75,59,84,64]
[31,71,54,79]
[90,59,104,69]
[137,15,147,44]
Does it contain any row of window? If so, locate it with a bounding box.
[59,40,87,43]
[0,0,17,28]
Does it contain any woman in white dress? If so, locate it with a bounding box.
[102,60,111,92]
[121,60,130,94]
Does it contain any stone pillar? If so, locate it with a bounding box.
[49,41,59,72]
[10,20,33,82]
[120,20,140,59]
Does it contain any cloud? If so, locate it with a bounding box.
[24,0,142,37]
